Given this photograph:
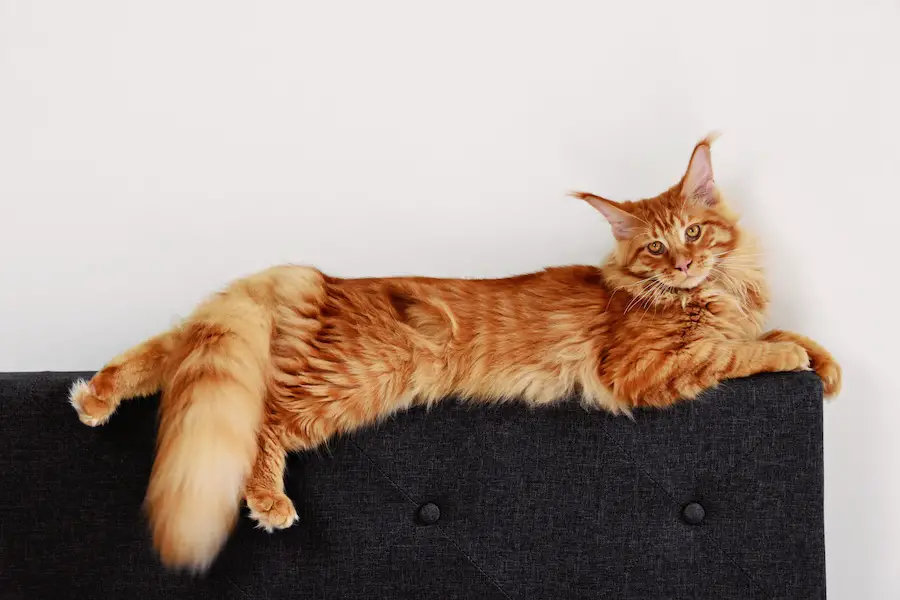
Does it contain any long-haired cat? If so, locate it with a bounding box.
[69,134,840,572]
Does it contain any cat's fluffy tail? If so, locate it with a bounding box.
[145,296,272,573]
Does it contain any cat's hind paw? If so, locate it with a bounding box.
[246,490,299,533]
[69,379,115,427]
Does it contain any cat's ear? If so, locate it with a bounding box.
[572,192,643,240]
[681,133,721,206]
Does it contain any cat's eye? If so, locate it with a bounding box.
[647,241,666,255]
[685,224,702,241]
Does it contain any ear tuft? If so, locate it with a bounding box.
[681,132,721,206]
[571,191,643,240]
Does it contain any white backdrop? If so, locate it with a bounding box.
[2,1,898,597]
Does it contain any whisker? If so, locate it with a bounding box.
[637,281,667,323]
[624,276,662,314]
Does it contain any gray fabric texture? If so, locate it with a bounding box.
[0,371,825,599]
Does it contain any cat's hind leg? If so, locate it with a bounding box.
[69,330,175,426]
[245,410,342,532]
[245,420,298,532]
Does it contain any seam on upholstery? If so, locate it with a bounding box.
[708,428,773,485]
[436,532,516,600]
[597,428,775,600]
[708,392,817,487]
[36,399,127,483]
[348,441,418,504]
[222,575,254,600]
[348,440,514,600]
[34,380,136,483]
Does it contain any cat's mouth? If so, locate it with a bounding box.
[665,267,711,290]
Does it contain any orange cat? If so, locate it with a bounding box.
[69,134,840,572]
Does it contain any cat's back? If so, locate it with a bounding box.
[325,265,606,305]
[307,265,610,349]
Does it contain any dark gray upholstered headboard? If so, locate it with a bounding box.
[0,371,824,600]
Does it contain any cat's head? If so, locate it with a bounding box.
[574,134,744,290]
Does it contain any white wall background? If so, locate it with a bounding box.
[2,0,898,597]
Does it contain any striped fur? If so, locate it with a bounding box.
[69,134,840,571]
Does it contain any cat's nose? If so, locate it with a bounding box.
[676,259,692,274]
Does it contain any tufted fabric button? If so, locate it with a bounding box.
[416,502,441,525]
[682,502,706,525]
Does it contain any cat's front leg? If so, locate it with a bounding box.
[244,421,298,532]
[760,330,842,397]
[617,339,811,407]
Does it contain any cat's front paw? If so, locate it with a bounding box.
[813,356,842,398]
[68,379,115,427]
[246,490,299,533]
[771,342,811,373]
